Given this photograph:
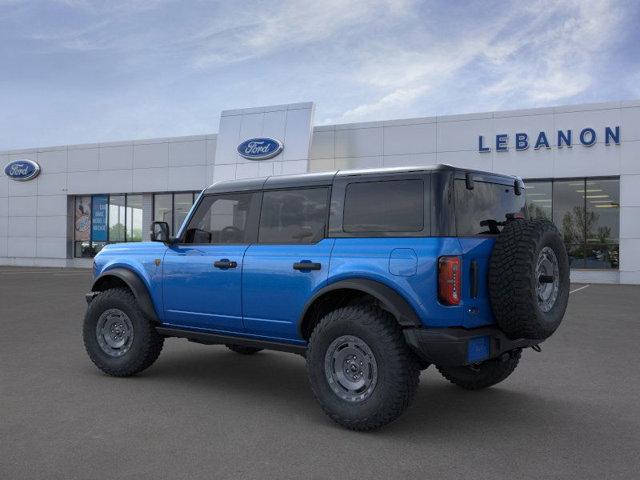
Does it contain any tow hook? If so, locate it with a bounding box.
[531,344,542,352]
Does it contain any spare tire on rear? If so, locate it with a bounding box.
[489,219,570,340]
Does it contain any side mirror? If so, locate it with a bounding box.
[150,221,170,243]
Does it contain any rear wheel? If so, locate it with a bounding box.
[83,288,164,376]
[306,305,420,431]
[437,349,521,390]
[226,344,263,355]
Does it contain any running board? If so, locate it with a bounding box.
[155,327,307,355]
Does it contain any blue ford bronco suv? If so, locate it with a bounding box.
[83,165,570,430]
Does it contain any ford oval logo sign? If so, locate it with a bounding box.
[237,137,283,160]
[4,159,41,181]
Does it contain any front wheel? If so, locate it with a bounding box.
[83,288,164,377]
[436,349,521,390]
[306,305,420,431]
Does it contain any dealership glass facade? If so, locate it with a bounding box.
[74,191,200,257]
[74,181,620,269]
[74,193,144,257]
[525,178,620,269]
[153,191,199,235]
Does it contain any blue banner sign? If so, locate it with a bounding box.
[91,195,108,242]
[478,126,620,152]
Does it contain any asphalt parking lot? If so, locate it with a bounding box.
[1,267,639,480]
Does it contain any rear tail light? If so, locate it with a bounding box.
[438,256,461,305]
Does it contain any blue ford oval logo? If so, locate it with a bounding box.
[237,137,283,160]
[4,159,41,181]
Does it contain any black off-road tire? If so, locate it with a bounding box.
[83,288,164,377]
[437,349,521,390]
[226,344,263,355]
[489,219,570,340]
[306,305,420,431]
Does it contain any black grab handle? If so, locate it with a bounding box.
[214,259,237,269]
[293,262,321,271]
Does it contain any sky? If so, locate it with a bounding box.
[1,0,639,150]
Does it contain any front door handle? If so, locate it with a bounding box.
[293,261,321,271]
[214,259,237,269]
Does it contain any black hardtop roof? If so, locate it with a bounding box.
[203,164,520,194]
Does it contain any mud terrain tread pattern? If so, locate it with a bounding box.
[83,288,164,377]
[226,344,263,355]
[437,349,522,390]
[307,305,420,431]
[489,219,568,340]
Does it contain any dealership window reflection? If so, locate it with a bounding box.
[525,178,619,270]
[152,191,199,235]
[109,195,126,242]
[74,193,147,258]
[126,195,143,242]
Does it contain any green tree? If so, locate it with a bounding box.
[109,223,125,242]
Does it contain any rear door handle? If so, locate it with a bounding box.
[214,259,237,269]
[293,261,321,271]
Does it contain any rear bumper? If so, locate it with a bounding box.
[403,326,541,367]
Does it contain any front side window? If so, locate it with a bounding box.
[343,180,424,233]
[259,188,329,244]
[183,193,256,244]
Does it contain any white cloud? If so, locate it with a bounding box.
[481,0,621,105]
[0,0,634,149]
[334,0,625,122]
[190,0,416,69]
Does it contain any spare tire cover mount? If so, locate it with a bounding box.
[535,246,560,313]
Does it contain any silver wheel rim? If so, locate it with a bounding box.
[96,308,134,357]
[324,335,378,403]
[536,246,560,313]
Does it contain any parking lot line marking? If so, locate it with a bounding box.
[570,285,590,294]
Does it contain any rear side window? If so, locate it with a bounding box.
[455,180,526,235]
[259,188,329,244]
[343,180,424,233]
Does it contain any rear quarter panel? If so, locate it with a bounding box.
[329,237,496,328]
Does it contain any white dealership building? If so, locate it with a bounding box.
[1,100,639,284]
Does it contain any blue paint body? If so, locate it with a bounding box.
[93,234,497,346]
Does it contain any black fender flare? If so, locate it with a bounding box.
[91,267,159,323]
[298,278,422,336]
